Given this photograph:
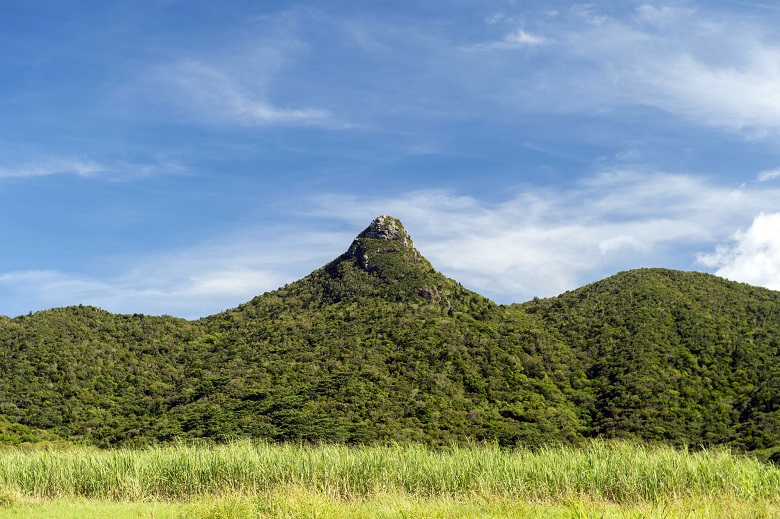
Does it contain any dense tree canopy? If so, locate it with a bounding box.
[1,217,779,460]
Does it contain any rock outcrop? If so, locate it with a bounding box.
[344,215,420,271]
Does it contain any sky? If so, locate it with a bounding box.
[3,0,780,319]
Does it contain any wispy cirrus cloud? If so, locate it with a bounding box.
[0,157,105,179]
[112,7,338,129]
[757,168,780,182]
[464,4,780,136]
[469,29,552,50]
[149,59,331,126]
[0,156,188,181]
[571,5,780,133]
[634,4,693,27]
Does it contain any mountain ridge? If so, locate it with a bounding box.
[1,216,779,461]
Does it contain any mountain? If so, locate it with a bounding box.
[1,216,779,460]
[521,268,780,453]
[192,215,582,445]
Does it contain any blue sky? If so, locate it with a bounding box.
[3,1,780,318]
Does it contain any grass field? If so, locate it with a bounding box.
[0,440,777,518]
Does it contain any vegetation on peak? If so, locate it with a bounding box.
[231,215,487,311]
[326,215,444,300]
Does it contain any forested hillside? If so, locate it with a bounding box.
[1,216,778,460]
[521,269,780,453]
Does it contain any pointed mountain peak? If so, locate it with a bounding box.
[356,215,413,248]
[313,215,487,307]
[253,215,489,310]
[343,215,423,272]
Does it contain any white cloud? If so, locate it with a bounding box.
[570,4,609,26]
[632,50,780,131]
[0,228,349,319]
[505,30,551,47]
[462,5,780,136]
[0,156,188,181]
[635,5,691,27]
[485,12,507,25]
[697,212,780,290]
[0,158,104,178]
[4,172,780,318]
[105,7,340,128]
[0,270,67,284]
[470,29,551,50]
[758,168,780,182]
[309,172,780,302]
[148,59,330,127]
[562,9,780,133]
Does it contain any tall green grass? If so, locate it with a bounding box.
[0,440,777,505]
[1,441,778,518]
[0,441,780,503]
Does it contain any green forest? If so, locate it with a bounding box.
[1,216,779,461]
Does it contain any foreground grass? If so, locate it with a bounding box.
[0,491,777,519]
[0,440,777,518]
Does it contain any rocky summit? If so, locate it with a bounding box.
[340,215,424,275]
[356,215,413,245]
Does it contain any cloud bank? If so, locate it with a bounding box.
[0,229,348,319]
[698,212,780,290]
[310,171,780,303]
[2,171,780,318]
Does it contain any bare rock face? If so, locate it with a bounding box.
[356,215,413,247]
[418,286,441,302]
[344,215,420,271]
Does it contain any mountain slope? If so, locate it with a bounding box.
[521,268,780,451]
[0,306,199,445]
[0,216,779,457]
[191,215,584,445]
